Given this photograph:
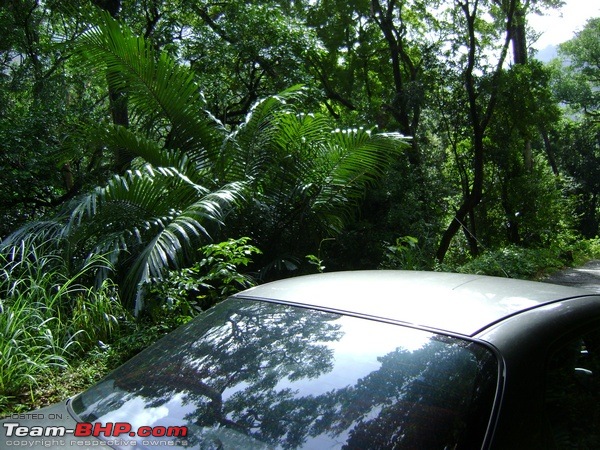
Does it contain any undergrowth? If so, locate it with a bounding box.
[0,240,124,415]
[442,238,600,279]
[1,237,261,417]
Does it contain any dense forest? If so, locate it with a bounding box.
[0,0,599,413]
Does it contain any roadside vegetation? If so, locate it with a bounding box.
[1,3,599,417]
[0,237,261,416]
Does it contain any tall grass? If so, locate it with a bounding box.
[0,296,68,394]
[0,239,124,403]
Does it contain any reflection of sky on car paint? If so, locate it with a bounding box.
[93,390,193,443]
[269,315,431,398]
[276,317,432,448]
[216,314,433,448]
[220,316,434,449]
[218,314,432,400]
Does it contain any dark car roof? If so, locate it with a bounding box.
[235,270,594,336]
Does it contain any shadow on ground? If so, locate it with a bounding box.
[543,260,600,294]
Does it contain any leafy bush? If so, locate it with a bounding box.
[380,236,433,270]
[142,237,261,323]
[449,245,564,279]
[568,237,600,264]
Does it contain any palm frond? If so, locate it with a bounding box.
[0,219,66,253]
[64,166,209,270]
[54,164,244,309]
[120,181,246,312]
[97,125,210,182]
[311,129,409,233]
[219,86,306,182]
[74,11,221,161]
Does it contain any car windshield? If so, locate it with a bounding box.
[71,297,499,449]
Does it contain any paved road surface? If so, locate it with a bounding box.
[543,260,600,294]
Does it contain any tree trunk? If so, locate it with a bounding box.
[464,208,479,256]
[370,0,421,165]
[541,127,559,176]
[107,85,132,171]
[92,0,132,172]
[436,189,482,261]
[510,6,527,65]
[510,2,534,172]
[436,0,515,262]
[501,178,521,244]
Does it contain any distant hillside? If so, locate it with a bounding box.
[535,44,558,62]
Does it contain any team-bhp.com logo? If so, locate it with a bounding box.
[3,422,188,446]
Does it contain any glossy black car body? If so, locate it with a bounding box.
[2,271,600,449]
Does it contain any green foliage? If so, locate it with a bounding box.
[556,17,600,117]
[0,1,111,238]
[305,238,336,273]
[228,96,409,277]
[75,12,222,160]
[191,237,261,305]
[564,238,600,265]
[446,236,600,280]
[100,320,174,369]
[1,12,247,312]
[552,117,600,239]
[2,13,407,311]
[380,236,430,270]
[306,254,326,273]
[0,294,67,399]
[68,282,122,350]
[143,237,261,320]
[477,162,578,249]
[183,1,321,123]
[0,240,124,402]
[450,245,564,279]
[493,62,560,140]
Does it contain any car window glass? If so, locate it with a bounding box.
[72,298,499,449]
[545,328,600,448]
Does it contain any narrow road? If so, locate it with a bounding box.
[543,260,600,294]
